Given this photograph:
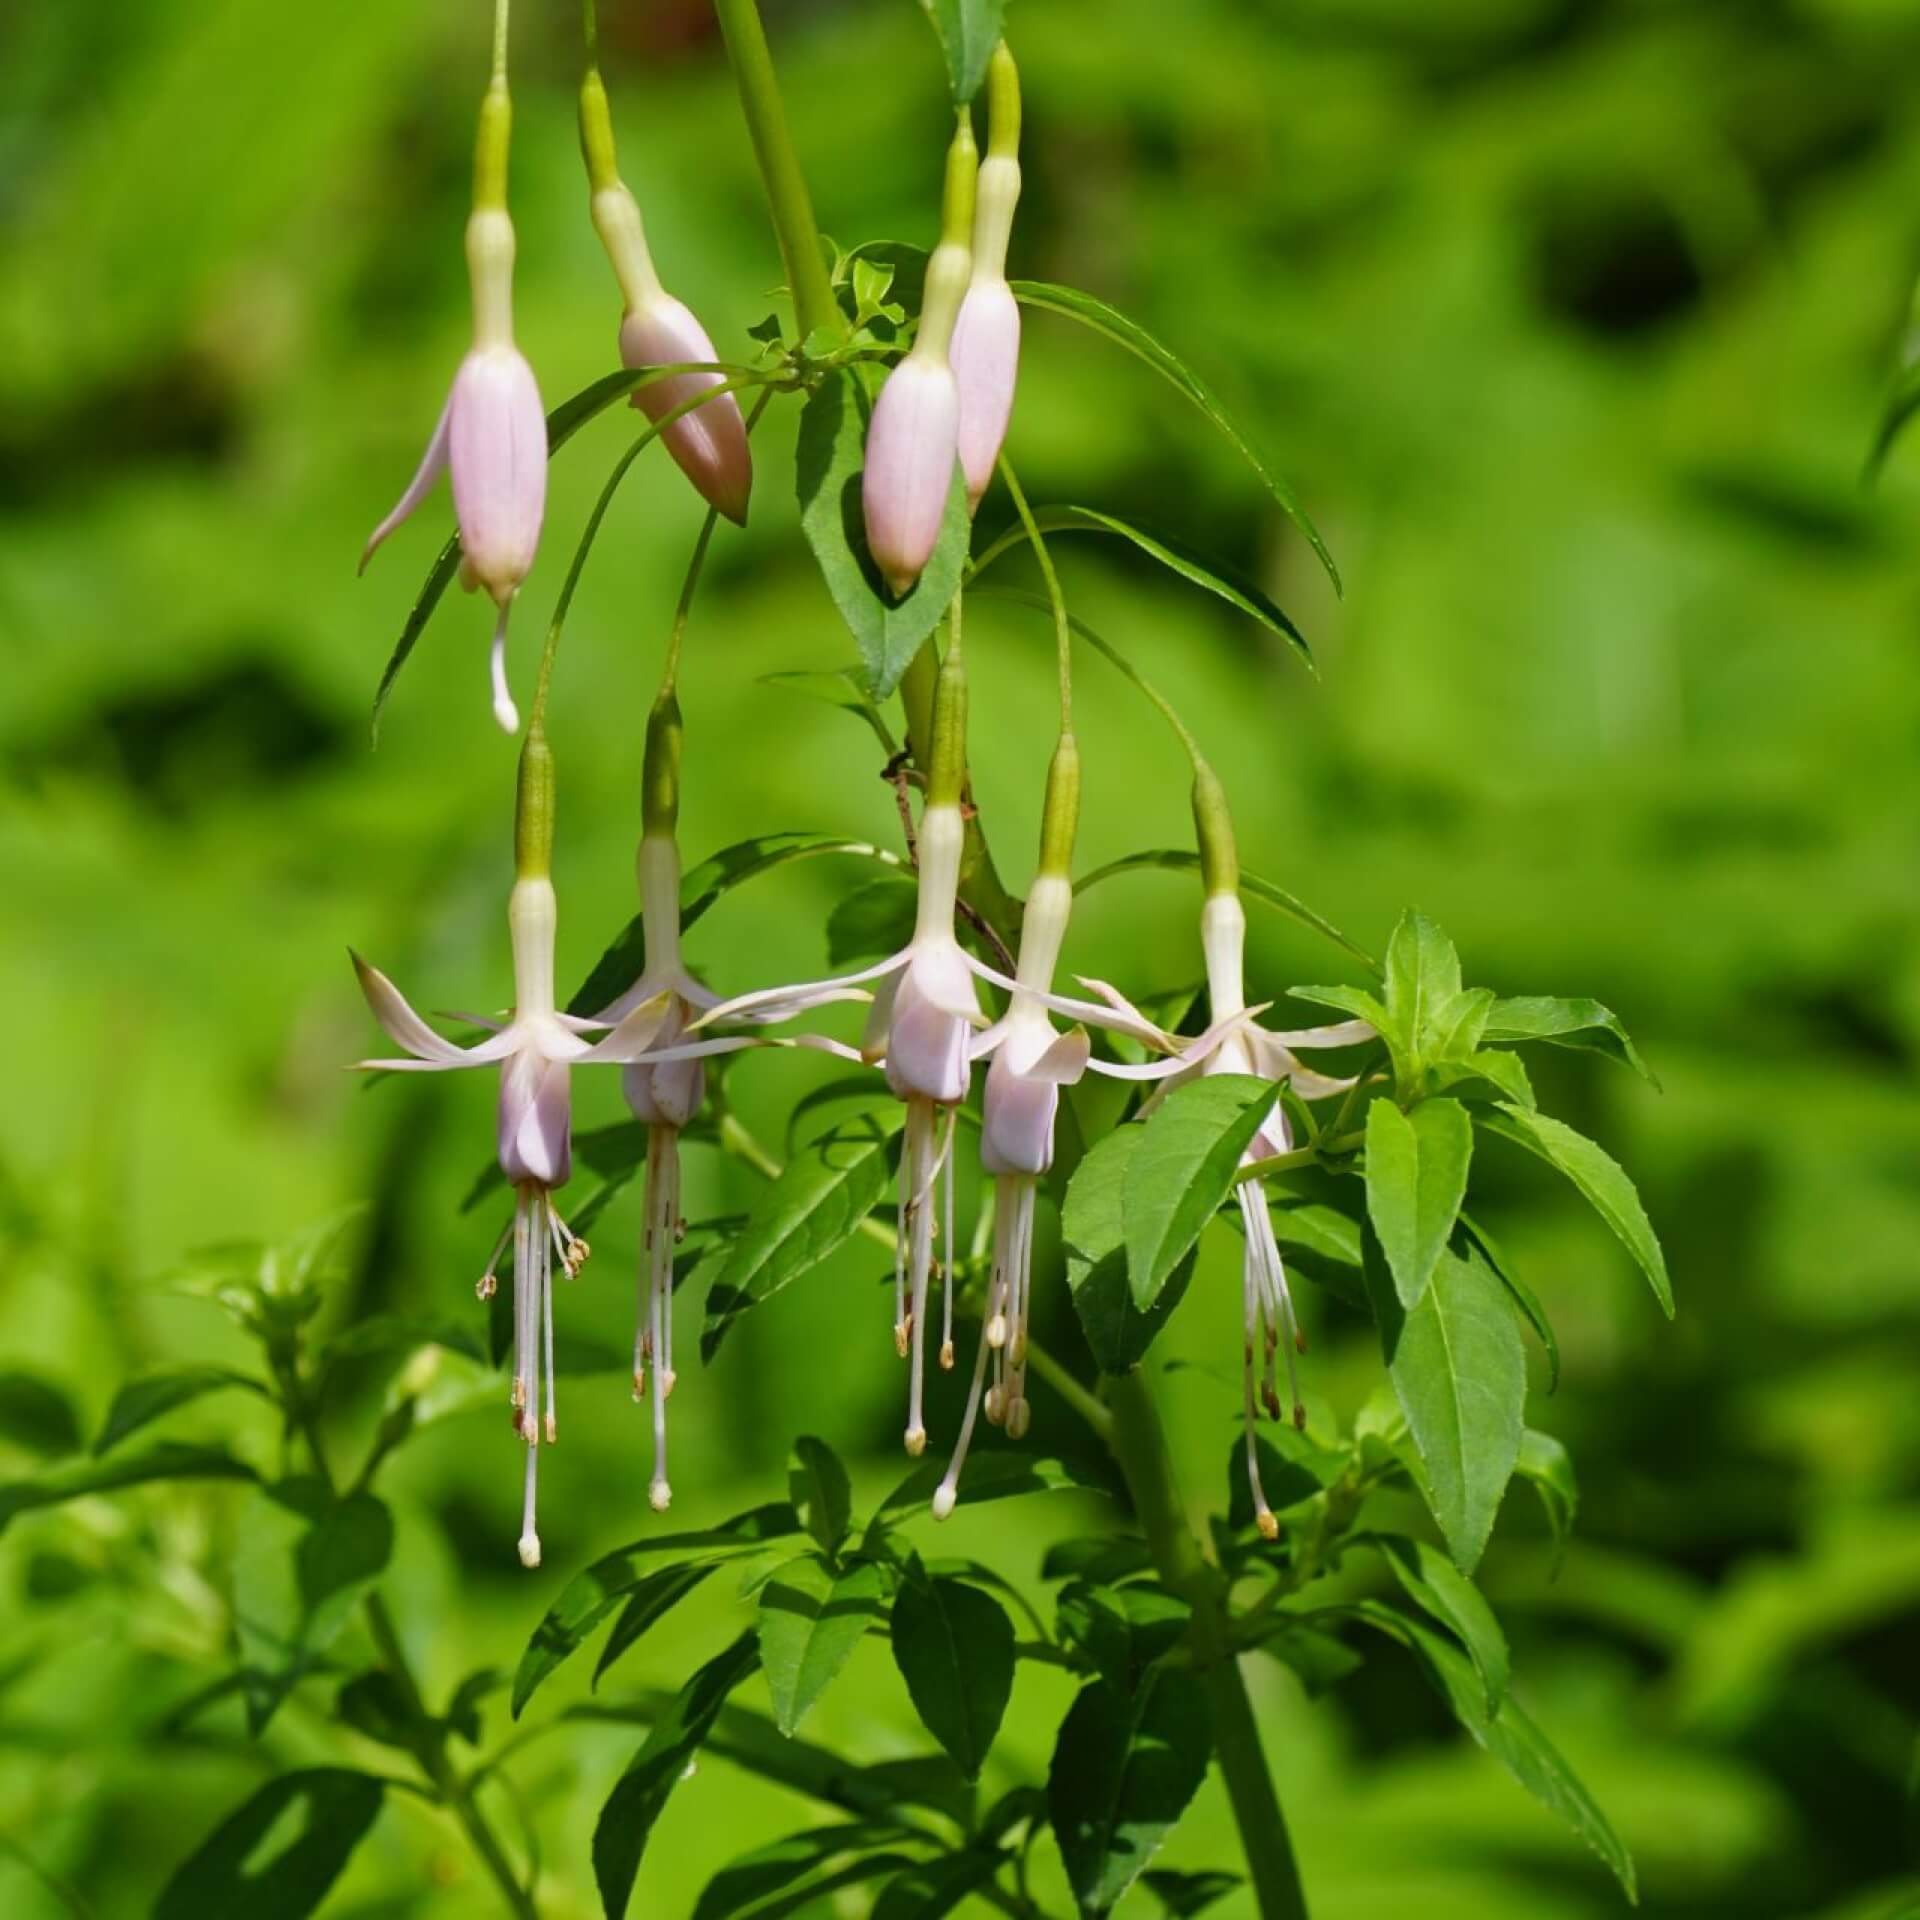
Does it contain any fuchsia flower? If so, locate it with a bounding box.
[1166,888,1374,1538]
[582,70,751,526]
[949,42,1023,511]
[361,205,548,734]
[863,115,977,597]
[351,873,688,1567]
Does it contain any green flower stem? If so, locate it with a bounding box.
[1102,1368,1311,1920]
[364,1592,540,1920]
[280,1349,537,1917]
[1235,1131,1363,1182]
[711,0,843,343]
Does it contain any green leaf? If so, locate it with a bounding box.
[1124,1075,1278,1310]
[758,1553,888,1736]
[971,506,1309,665]
[890,1573,1016,1779]
[1364,1097,1473,1311]
[1459,1213,1559,1391]
[296,1491,393,1635]
[93,1365,272,1456]
[1352,1602,1635,1899]
[1477,1104,1673,1317]
[871,1847,1009,1918]
[1048,1671,1212,1915]
[1063,1125,1195,1373]
[828,876,920,965]
[1367,1237,1526,1573]
[1516,1429,1579,1571]
[1434,1048,1538,1109]
[1483,995,1657,1086]
[1244,1620,1363,1695]
[1067,848,1372,972]
[876,1450,1108,1523]
[760,668,900,755]
[694,1826,920,1920]
[796,367,969,699]
[702,1117,900,1360]
[0,1441,258,1536]
[1141,1869,1244,1917]
[155,1769,385,1920]
[0,1371,83,1458]
[594,1564,724,1692]
[695,1829,921,1920]
[568,832,902,1017]
[790,1436,854,1558]
[915,0,1007,103]
[594,1631,762,1920]
[1010,280,1339,592]
[1055,1581,1192,1695]
[512,1503,800,1716]
[1366,1532,1510,1713]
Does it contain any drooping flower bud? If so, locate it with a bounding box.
[863,113,977,597]
[581,71,752,525]
[360,75,547,732]
[949,42,1022,511]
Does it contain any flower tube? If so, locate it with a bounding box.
[361,66,547,734]
[863,114,977,596]
[579,70,751,525]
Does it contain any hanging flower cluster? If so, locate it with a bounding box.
[351,27,1370,1562]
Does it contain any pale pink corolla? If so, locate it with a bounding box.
[862,357,961,599]
[620,294,752,527]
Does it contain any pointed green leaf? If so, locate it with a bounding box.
[1048,1671,1212,1915]
[1352,1602,1635,1899]
[1366,1532,1510,1713]
[876,1451,1109,1523]
[1010,280,1339,591]
[915,0,1007,102]
[694,1827,921,1920]
[1477,1104,1673,1317]
[594,1631,763,1920]
[891,1574,1016,1779]
[93,1366,272,1457]
[513,1504,801,1717]
[1055,1582,1192,1695]
[971,506,1309,666]
[758,1553,888,1737]
[1141,1869,1244,1917]
[827,876,920,965]
[796,367,969,699]
[1460,1213,1558,1391]
[1365,1097,1473,1311]
[1483,996,1657,1086]
[702,1117,900,1360]
[1123,1075,1278,1310]
[1516,1429,1579,1571]
[872,1847,1010,1918]
[790,1436,854,1558]
[1063,1125,1194,1373]
[1367,1237,1526,1573]
[593,1564,724,1693]
[0,1372,83,1459]
[156,1770,385,1920]
[0,1441,258,1536]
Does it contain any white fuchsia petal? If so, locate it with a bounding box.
[361,382,452,573]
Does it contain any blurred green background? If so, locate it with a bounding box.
[4,0,1920,1915]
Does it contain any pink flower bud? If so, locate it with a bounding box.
[498,1049,572,1187]
[862,357,960,598]
[620,294,752,526]
[621,996,706,1129]
[949,279,1020,511]
[450,345,548,604]
[980,1049,1057,1175]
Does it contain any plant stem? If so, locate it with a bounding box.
[1102,1369,1311,1920]
[364,1592,539,1920]
[711,0,843,343]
